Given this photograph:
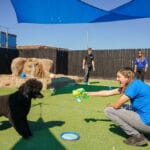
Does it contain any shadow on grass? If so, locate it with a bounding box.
[109,124,128,138]
[0,120,12,130]
[11,117,66,150]
[89,81,100,84]
[84,118,111,123]
[109,124,150,140]
[84,119,128,139]
[29,118,65,132]
[53,84,118,95]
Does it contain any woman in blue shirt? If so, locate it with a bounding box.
[87,67,150,146]
[134,50,148,81]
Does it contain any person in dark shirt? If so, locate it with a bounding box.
[134,50,148,81]
[82,48,95,85]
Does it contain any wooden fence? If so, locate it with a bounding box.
[0,48,18,74]
[68,49,150,79]
[0,47,150,79]
[18,46,68,74]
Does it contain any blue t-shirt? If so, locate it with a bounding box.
[135,57,148,69]
[124,79,150,125]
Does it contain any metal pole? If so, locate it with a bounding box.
[86,31,89,49]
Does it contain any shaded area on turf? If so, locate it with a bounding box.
[0,120,12,130]
[11,117,66,150]
[109,124,128,138]
[1,79,149,150]
[84,118,111,123]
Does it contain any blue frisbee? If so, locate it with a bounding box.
[60,132,80,141]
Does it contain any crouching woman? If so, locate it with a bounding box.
[87,67,150,146]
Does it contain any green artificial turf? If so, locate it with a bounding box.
[0,79,149,150]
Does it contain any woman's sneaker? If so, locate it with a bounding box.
[123,134,148,146]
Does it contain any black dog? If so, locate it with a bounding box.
[0,78,44,139]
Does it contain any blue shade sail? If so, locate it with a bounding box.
[11,0,150,24]
[91,0,150,22]
[11,0,108,24]
[91,12,136,23]
[112,0,150,17]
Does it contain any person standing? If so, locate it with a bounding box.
[134,50,148,81]
[82,48,95,85]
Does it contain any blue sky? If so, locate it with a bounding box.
[1,0,150,50]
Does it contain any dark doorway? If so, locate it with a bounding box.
[56,50,68,75]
